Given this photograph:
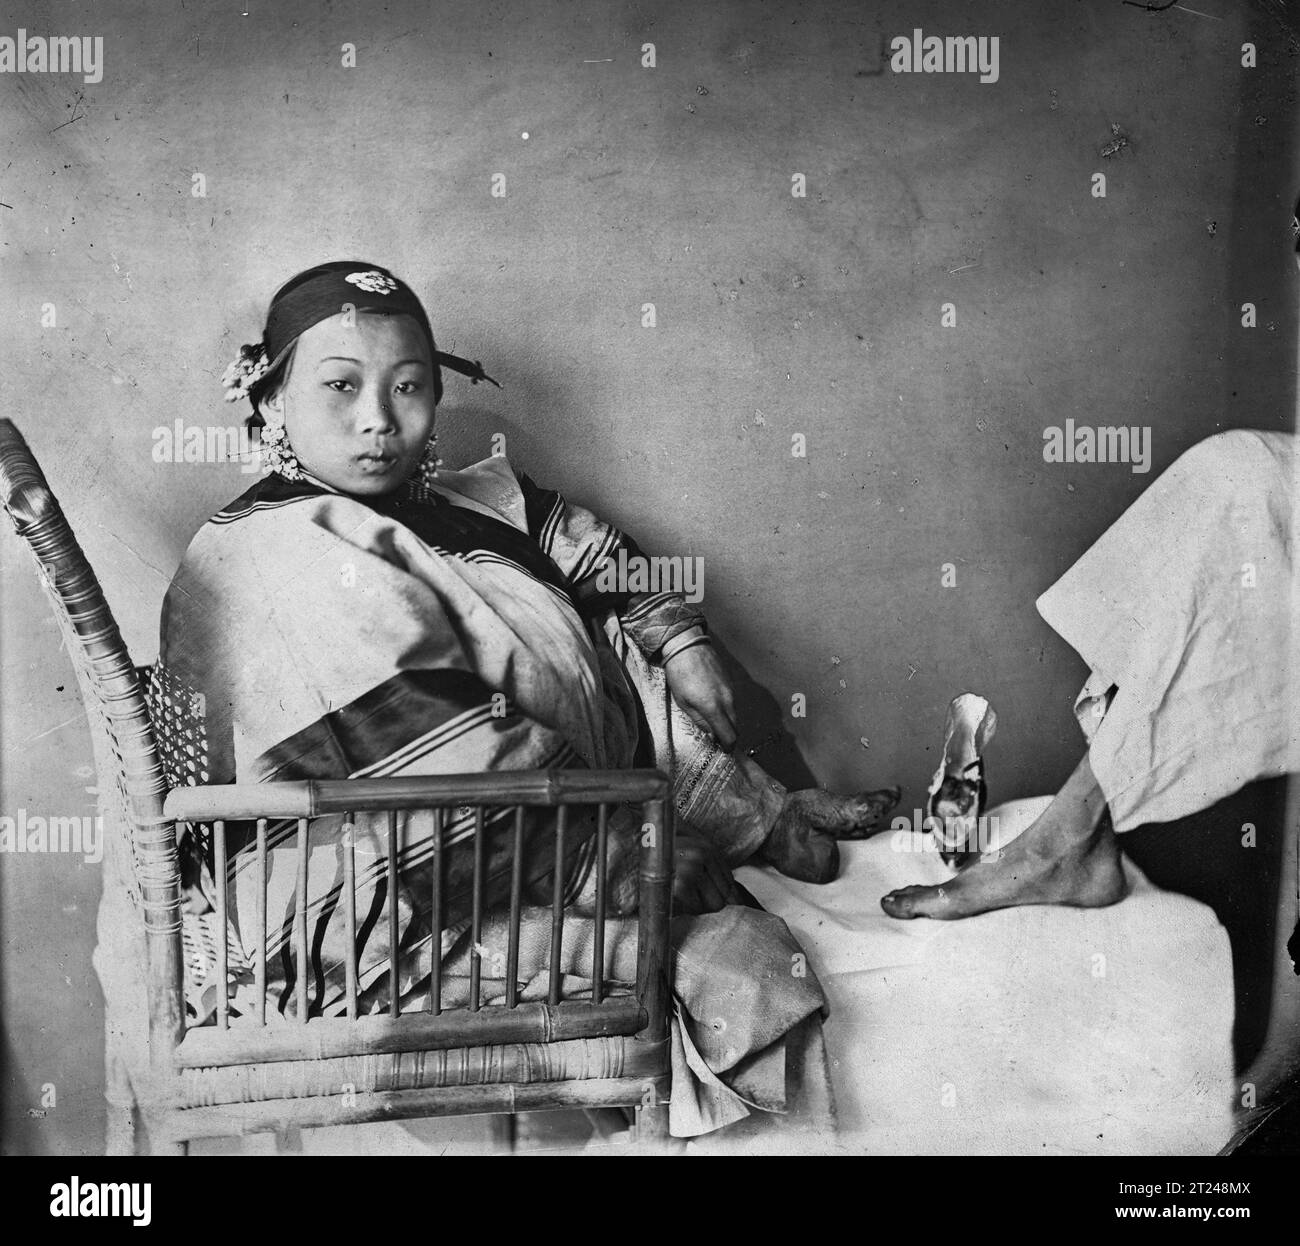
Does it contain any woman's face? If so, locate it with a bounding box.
[263,311,437,496]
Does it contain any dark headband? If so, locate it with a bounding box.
[264,262,435,363]
[225,260,499,409]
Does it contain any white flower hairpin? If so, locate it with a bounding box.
[344,270,398,295]
[220,341,271,403]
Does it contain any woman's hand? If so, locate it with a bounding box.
[672,834,740,915]
[664,644,738,750]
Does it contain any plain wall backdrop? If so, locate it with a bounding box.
[2,0,1297,1152]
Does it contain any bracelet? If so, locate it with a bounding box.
[660,633,712,665]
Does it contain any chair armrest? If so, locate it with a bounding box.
[163,768,669,821]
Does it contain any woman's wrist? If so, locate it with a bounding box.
[660,626,711,666]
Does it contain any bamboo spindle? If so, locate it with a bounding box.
[469,807,485,1012]
[295,817,310,1023]
[214,821,228,1031]
[506,806,524,1009]
[255,819,267,1026]
[635,798,673,1045]
[593,804,608,1005]
[387,810,399,1018]
[548,806,567,1007]
[343,815,358,1022]
[429,807,444,1016]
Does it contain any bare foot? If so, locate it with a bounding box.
[758,786,901,884]
[881,753,1127,920]
[881,820,1127,919]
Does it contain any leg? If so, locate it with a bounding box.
[144,1127,188,1156]
[669,742,899,886]
[103,1047,138,1157]
[633,1098,677,1150]
[882,750,1127,920]
[487,1113,517,1153]
[611,617,900,885]
[756,785,902,883]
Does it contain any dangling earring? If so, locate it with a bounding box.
[260,420,303,482]
[415,435,441,490]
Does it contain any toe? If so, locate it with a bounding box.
[881,883,948,919]
[880,889,918,919]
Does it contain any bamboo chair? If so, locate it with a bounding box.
[0,419,674,1154]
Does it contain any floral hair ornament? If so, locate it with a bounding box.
[344,270,399,295]
[220,341,272,403]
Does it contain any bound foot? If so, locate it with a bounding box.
[758,786,902,884]
[882,754,1126,920]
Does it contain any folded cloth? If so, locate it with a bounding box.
[1036,429,1300,832]
[431,902,832,1139]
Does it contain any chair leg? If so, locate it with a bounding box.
[104,1100,138,1157]
[633,1099,673,1149]
[147,1134,188,1156]
[140,1113,188,1156]
[103,1047,138,1156]
[487,1112,517,1153]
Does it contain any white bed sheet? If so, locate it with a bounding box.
[735,798,1237,1155]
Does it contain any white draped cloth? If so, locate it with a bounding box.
[1037,430,1300,832]
[738,805,1235,1155]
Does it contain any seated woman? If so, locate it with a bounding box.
[156,260,899,1135]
